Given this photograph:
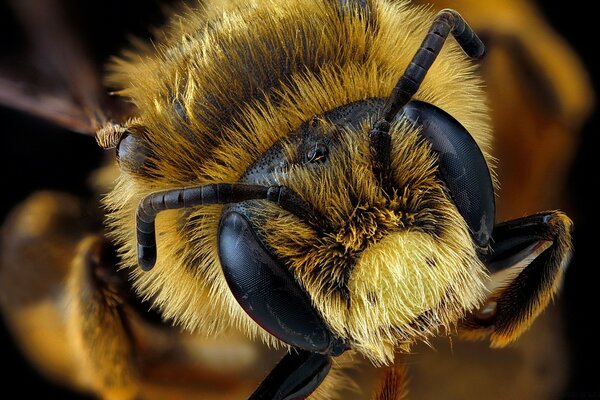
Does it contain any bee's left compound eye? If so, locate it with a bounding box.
[402,101,496,248]
[218,211,342,355]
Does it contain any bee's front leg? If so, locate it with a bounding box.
[461,211,573,346]
[249,350,331,400]
[67,236,140,400]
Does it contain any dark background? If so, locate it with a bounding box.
[0,0,597,398]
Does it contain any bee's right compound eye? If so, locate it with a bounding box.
[402,101,496,248]
[217,211,340,355]
[116,131,148,173]
[116,131,134,160]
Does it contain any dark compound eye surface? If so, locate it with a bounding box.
[218,211,334,353]
[116,131,132,160]
[116,131,149,173]
[401,101,496,247]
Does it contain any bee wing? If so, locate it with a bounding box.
[0,0,131,134]
[0,74,102,134]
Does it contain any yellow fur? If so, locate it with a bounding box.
[262,127,486,362]
[68,237,138,399]
[104,0,492,364]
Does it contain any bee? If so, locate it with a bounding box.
[95,0,572,397]
[1,0,576,399]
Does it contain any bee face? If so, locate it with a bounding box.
[219,100,488,362]
[105,0,493,363]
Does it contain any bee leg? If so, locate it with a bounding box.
[370,365,408,400]
[248,350,331,400]
[67,236,139,399]
[461,211,572,347]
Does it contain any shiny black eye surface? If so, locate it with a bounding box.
[402,101,496,247]
[218,211,334,353]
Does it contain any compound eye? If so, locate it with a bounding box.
[116,131,135,160]
[218,211,334,353]
[116,131,148,173]
[402,101,496,247]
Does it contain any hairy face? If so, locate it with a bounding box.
[252,119,487,362]
[103,0,492,365]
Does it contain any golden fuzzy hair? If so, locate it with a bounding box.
[68,237,138,399]
[104,0,492,364]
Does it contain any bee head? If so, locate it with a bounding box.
[104,0,495,365]
[217,96,495,362]
[211,3,494,362]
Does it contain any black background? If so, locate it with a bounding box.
[0,1,597,398]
